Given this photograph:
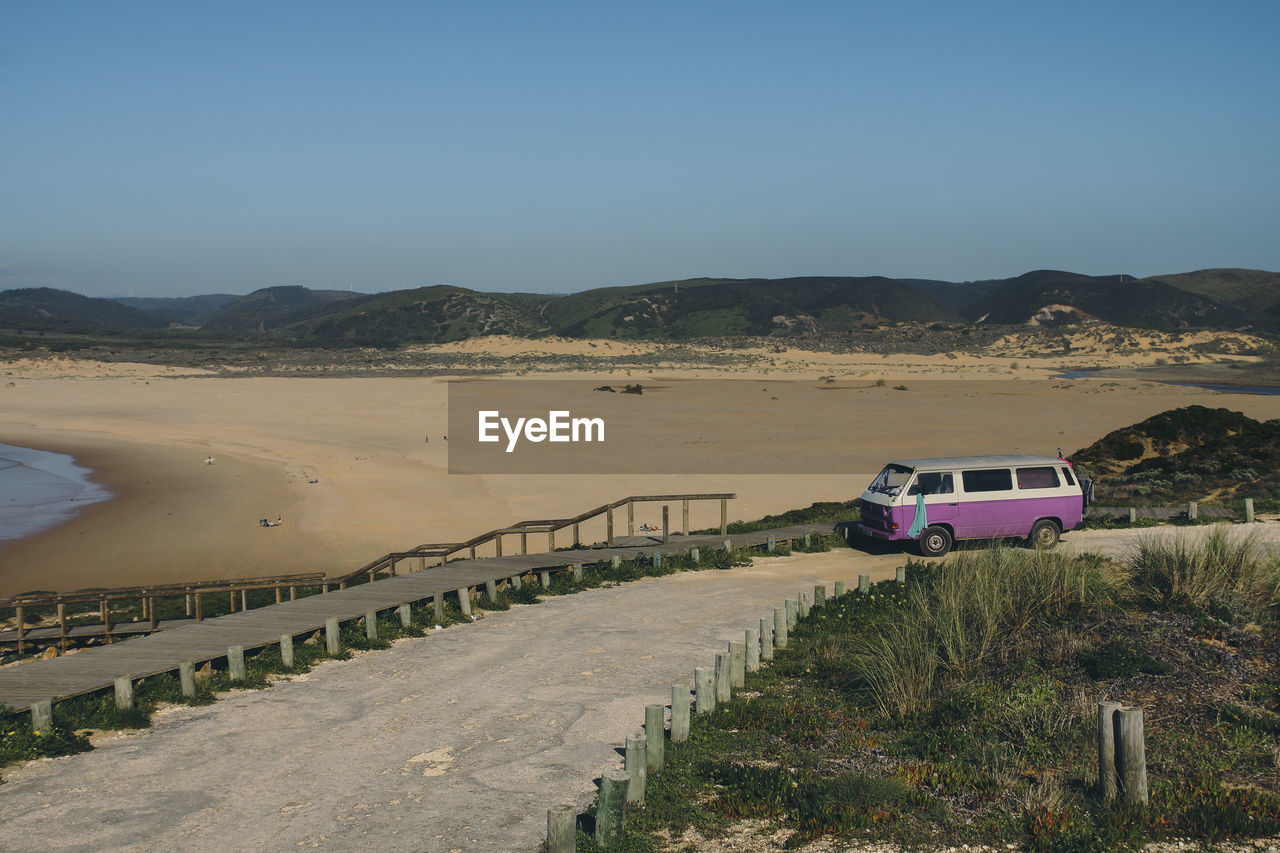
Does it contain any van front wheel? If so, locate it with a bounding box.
[1028,519,1061,549]
[918,526,952,558]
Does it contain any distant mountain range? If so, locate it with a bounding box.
[1,268,1276,345]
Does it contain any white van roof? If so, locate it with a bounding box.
[892,454,1065,470]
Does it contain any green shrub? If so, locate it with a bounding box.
[1079,642,1171,679]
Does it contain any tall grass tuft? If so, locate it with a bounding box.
[1129,528,1280,617]
[851,548,1122,716]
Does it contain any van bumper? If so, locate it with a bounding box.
[855,523,896,542]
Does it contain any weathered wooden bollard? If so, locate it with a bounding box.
[114,675,134,710]
[325,617,340,654]
[774,607,788,650]
[760,617,774,660]
[797,592,809,619]
[572,563,583,581]
[1188,501,1198,521]
[671,685,691,741]
[729,641,745,688]
[745,627,760,672]
[1245,497,1255,523]
[652,551,662,568]
[1128,507,1137,524]
[1097,701,1122,803]
[485,580,497,602]
[858,574,869,594]
[896,566,906,584]
[179,660,196,696]
[663,505,670,545]
[803,533,811,549]
[596,769,629,847]
[510,573,522,590]
[611,555,622,569]
[397,604,411,628]
[433,591,445,622]
[715,652,731,702]
[834,580,845,597]
[30,699,52,733]
[539,571,551,589]
[280,634,294,669]
[814,584,826,606]
[695,666,715,714]
[1116,707,1148,805]
[365,611,378,640]
[625,732,647,803]
[784,598,798,629]
[689,547,700,564]
[767,537,776,552]
[645,704,664,774]
[456,587,472,618]
[547,804,576,853]
[228,646,246,681]
[723,538,732,551]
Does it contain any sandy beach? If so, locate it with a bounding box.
[3,341,1280,596]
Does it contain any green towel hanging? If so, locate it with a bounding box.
[908,491,927,538]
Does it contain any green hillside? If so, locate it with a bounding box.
[1072,405,1280,503]
[0,288,170,333]
[1144,268,1280,327]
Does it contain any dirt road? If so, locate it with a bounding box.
[0,523,1275,852]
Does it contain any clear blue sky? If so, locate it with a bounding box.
[3,1,1278,297]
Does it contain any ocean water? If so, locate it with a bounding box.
[0,443,113,542]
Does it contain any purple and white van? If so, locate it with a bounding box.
[855,455,1091,557]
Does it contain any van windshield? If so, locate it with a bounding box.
[867,463,914,496]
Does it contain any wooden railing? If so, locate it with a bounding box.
[1,493,735,654]
[334,493,735,585]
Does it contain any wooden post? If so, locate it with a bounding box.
[1245,497,1255,523]
[1117,706,1148,805]
[195,593,203,622]
[689,547,699,564]
[398,603,411,627]
[185,593,192,616]
[1188,501,1198,521]
[798,591,809,619]
[645,704,664,774]
[595,769,629,848]
[671,685,691,742]
[101,598,111,644]
[814,584,826,606]
[433,591,445,623]
[547,804,575,853]
[625,732,647,804]
[859,574,870,594]
[30,699,52,733]
[510,574,523,590]
[15,605,23,655]
[663,505,669,544]
[148,596,157,633]
[682,499,689,536]
[548,529,556,551]
[573,522,580,546]
[774,607,788,649]
[180,661,196,697]
[628,501,634,536]
[715,652,731,703]
[495,535,503,558]
[896,566,906,584]
[760,617,774,661]
[114,675,133,710]
[456,587,472,618]
[469,546,477,560]
[572,563,583,581]
[652,551,662,568]
[228,589,235,613]
[58,602,67,651]
[275,586,282,604]
[767,536,776,553]
[520,532,528,555]
[695,666,715,714]
[1097,701,1122,803]
[729,641,745,688]
[321,582,329,594]
[611,555,621,569]
[607,507,614,545]
[723,538,731,551]
[785,598,798,629]
[803,532,811,549]
[746,627,760,672]
[228,646,246,681]
[325,617,340,655]
[280,634,294,670]
[485,580,497,602]
[365,611,378,640]
[1129,507,1137,524]
[720,498,727,535]
[539,571,551,588]
[834,580,845,597]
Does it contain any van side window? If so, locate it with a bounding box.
[1061,466,1076,486]
[908,472,954,496]
[961,469,1013,492]
[1016,466,1060,489]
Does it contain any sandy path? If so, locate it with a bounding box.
[2,524,1279,851]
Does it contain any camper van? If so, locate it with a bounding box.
[855,455,1091,557]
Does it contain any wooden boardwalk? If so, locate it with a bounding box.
[0,524,832,713]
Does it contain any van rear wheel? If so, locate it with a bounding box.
[918,526,952,558]
[1028,519,1060,549]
